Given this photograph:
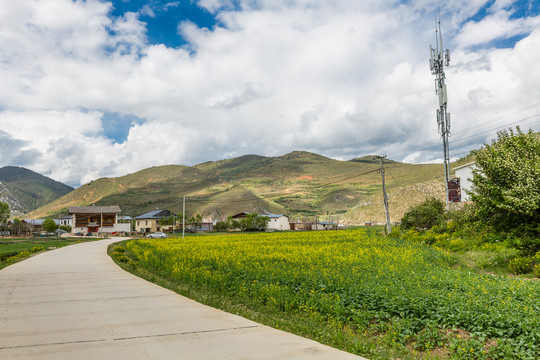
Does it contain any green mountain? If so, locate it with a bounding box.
[0,166,74,216]
[26,151,449,224]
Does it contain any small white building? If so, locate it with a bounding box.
[59,216,72,227]
[453,162,476,201]
[265,213,290,231]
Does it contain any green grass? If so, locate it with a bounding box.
[0,237,96,270]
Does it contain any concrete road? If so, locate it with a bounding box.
[0,238,367,359]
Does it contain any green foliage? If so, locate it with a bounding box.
[238,213,269,231]
[413,322,446,351]
[400,197,446,231]
[121,230,540,359]
[448,336,487,360]
[215,214,269,231]
[470,127,540,242]
[42,218,58,233]
[508,256,533,275]
[533,264,540,278]
[0,201,9,225]
[111,245,130,263]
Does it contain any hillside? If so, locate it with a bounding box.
[0,166,74,216]
[26,151,450,224]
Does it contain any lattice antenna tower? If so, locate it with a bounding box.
[429,10,451,209]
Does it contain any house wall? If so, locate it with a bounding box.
[267,216,289,231]
[135,219,158,233]
[455,163,476,201]
[73,223,130,234]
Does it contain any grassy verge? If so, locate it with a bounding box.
[0,237,98,270]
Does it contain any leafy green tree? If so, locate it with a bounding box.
[400,197,446,231]
[188,213,203,229]
[470,127,540,240]
[11,218,22,235]
[239,213,269,231]
[43,218,58,233]
[0,201,9,226]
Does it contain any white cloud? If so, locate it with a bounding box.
[456,9,540,47]
[0,0,539,186]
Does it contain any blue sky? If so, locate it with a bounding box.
[0,0,539,186]
[109,0,217,48]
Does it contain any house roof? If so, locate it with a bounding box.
[23,219,60,225]
[69,206,122,214]
[453,161,476,171]
[134,210,176,220]
[232,211,288,219]
[264,212,287,219]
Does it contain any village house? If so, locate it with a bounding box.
[453,162,476,201]
[69,206,129,234]
[134,210,176,233]
[22,219,60,233]
[59,215,72,228]
[232,211,289,231]
[265,213,290,231]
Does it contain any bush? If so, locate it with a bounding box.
[508,256,533,275]
[470,127,540,241]
[400,197,446,231]
[533,264,540,278]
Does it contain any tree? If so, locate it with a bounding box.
[239,213,269,231]
[400,197,446,231]
[470,127,540,239]
[0,201,9,226]
[188,213,203,230]
[43,218,58,233]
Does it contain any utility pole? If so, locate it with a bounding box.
[430,11,451,210]
[182,195,186,239]
[375,155,392,234]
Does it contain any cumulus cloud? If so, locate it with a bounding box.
[456,9,540,47]
[0,0,539,186]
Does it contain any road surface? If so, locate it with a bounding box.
[0,238,367,359]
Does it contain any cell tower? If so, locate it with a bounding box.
[429,12,451,210]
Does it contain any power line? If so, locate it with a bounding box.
[184,168,381,205]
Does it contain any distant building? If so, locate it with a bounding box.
[265,213,289,231]
[22,219,59,232]
[317,221,338,230]
[134,210,176,233]
[59,216,72,227]
[69,206,129,234]
[453,162,476,201]
[232,211,289,231]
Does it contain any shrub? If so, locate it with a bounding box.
[533,264,540,278]
[508,256,533,275]
[400,197,446,231]
[469,127,540,241]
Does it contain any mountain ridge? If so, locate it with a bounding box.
[25,151,447,223]
[0,166,74,216]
